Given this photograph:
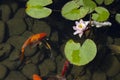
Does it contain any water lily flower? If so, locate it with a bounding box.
[73,19,89,38]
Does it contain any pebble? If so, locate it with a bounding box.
[32,21,51,36]
[7,18,27,36]
[0,21,5,43]
[14,8,26,19]
[92,70,106,80]
[50,31,59,42]
[7,36,26,50]
[0,43,12,61]
[75,69,91,80]
[9,2,18,13]
[5,71,27,80]
[0,64,8,80]
[39,59,56,76]
[31,51,44,64]
[9,49,20,61]
[22,63,39,79]
[71,66,84,77]
[114,38,120,45]
[1,59,21,70]
[22,31,34,38]
[102,55,120,77]
[112,73,120,80]
[0,4,11,22]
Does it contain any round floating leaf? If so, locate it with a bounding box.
[115,13,120,24]
[80,39,97,65]
[26,0,52,19]
[64,39,81,65]
[104,0,114,5]
[61,1,89,20]
[95,0,104,5]
[64,39,97,66]
[83,0,97,13]
[92,7,110,21]
[27,0,52,6]
[26,6,52,19]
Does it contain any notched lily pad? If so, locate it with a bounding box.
[92,7,110,21]
[65,39,97,66]
[26,0,52,19]
[61,1,89,20]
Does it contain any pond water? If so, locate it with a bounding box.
[0,0,120,80]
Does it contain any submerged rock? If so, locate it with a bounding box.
[102,55,120,77]
[14,8,26,19]
[32,21,51,36]
[9,49,20,61]
[0,21,5,43]
[0,4,11,22]
[50,31,59,42]
[9,2,18,13]
[5,71,27,80]
[7,36,26,50]
[92,70,106,80]
[0,43,12,61]
[39,59,56,76]
[22,63,39,79]
[7,18,27,36]
[1,59,21,70]
[0,64,8,80]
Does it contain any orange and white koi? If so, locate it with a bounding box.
[20,33,50,61]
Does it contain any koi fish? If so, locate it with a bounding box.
[61,60,69,77]
[20,33,48,61]
[33,74,42,80]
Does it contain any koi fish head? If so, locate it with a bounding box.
[38,33,47,40]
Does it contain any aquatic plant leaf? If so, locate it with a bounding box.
[83,0,97,13]
[95,0,104,5]
[64,39,81,65]
[26,6,52,19]
[64,39,97,66]
[80,39,97,65]
[27,0,52,6]
[26,0,52,19]
[115,13,120,24]
[61,1,89,20]
[92,7,110,21]
[104,0,114,5]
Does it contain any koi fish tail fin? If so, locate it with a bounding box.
[20,49,25,61]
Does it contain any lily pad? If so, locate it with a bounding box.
[92,7,110,21]
[95,0,104,5]
[115,13,120,24]
[26,0,52,19]
[61,1,89,20]
[83,0,97,13]
[104,0,114,5]
[64,39,97,66]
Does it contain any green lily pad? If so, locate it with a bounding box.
[92,7,110,21]
[26,0,52,19]
[64,39,97,66]
[104,0,114,5]
[61,1,89,20]
[115,13,120,24]
[83,0,97,13]
[95,0,104,5]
